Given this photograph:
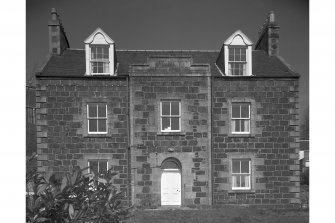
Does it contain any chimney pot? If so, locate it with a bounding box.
[51,8,58,21]
[268,11,275,23]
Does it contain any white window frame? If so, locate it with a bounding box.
[231,103,250,134]
[90,45,110,75]
[228,47,247,76]
[231,159,251,190]
[84,28,115,76]
[223,30,253,76]
[160,101,181,132]
[87,103,108,134]
[88,160,109,174]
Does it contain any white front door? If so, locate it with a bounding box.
[161,169,181,205]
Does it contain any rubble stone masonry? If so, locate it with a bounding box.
[36,78,130,204]
[212,78,300,209]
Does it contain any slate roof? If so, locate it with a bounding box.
[37,49,299,78]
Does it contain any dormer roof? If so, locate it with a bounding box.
[84,27,115,44]
[224,30,253,46]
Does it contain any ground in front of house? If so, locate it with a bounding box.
[124,207,309,223]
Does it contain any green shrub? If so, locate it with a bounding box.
[26,158,131,223]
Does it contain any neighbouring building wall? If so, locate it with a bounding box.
[26,86,37,157]
[35,78,130,204]
[211,78,300,209]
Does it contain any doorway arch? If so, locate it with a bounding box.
[161,157,182,206]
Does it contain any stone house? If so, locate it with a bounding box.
[35,9,300,209]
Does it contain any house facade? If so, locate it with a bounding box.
[35,9,300,209]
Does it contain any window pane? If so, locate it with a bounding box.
[241,53,246,61]
[236,175,241,187]
[89,119,97,132]
[97,63,103,73]
[235,120,241,132]
[98,119,106,132]
[103,51,109,59]
[103,63,109,73]
[91,47,97,59]
[171,117,180,130]
[89,105,97,118]
[104,47,109,59]
[241,104,249,118]
[92,63,98,73]
[241,175,246,187]
[231,120,236,132]
[234,48,241,61]
[229,49,234,61]
[245,175,250,188]
[228,63,232,75]
[162,102,170,115]
[241,161,249,173]
[89,161,98,174]
[243,120,250,132]
[162,117,170,131]
[232,104,240,118]
[232,175,237,188]
[232,160,240,173]
[99,161,108,174]
[97,47,102,59]
[98,105,106,117]
[171,102,179,115]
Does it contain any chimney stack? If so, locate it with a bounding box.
[48,8,70,55]
[255,11,280,56]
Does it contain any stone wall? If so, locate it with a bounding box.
[129,75,212,208]
[212,78,300,209]
[35,78,130,203]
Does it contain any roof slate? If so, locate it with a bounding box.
[38,49,299,78]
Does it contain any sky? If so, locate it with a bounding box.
[26,0,309,120]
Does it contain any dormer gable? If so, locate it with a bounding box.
[224,30,253,46]
[84,27,116,76]
[216,30,253,76]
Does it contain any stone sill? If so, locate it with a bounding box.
[228,134,255,138]
[157,132,186,136]
[84,134,111,138]
[227,190,256,194]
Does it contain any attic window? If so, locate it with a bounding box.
[222,30,253,76]
[84,28,116,76]
[91,46,110,74]
[228,47,247,76]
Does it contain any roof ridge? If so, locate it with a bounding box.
[67,48,84,50]
[66,48,220,52]
[67,48,268,53]
[117,49,220,52]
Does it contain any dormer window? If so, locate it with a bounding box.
[84,27,116,76]
[91,46,110,74]
[228,47,247,76]
[222,30,253,76]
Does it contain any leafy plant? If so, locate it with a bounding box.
[26,159,131,223]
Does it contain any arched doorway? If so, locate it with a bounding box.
[161,157,182,206]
